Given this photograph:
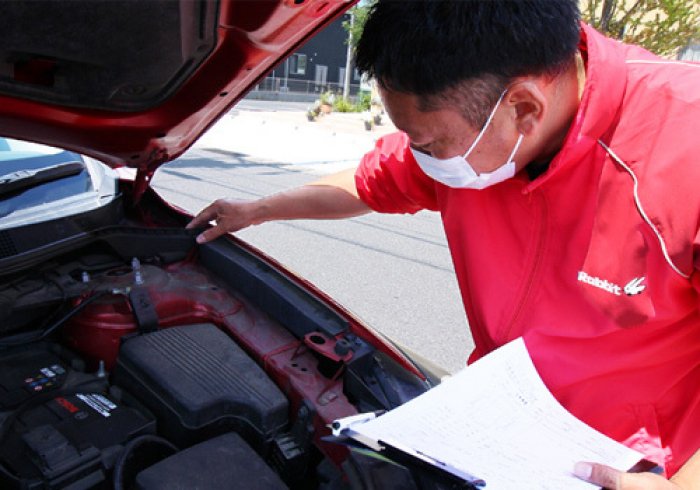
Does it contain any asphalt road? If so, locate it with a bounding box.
[152,100,473,373]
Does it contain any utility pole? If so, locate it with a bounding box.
[342,12,353,99]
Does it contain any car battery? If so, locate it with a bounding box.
[0,342,79,410]
[0,343,155,489]
[113,323,289,452]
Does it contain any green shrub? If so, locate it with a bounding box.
[332,97,355,113]
[355,91,371,112]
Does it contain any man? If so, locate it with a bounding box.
[188,1,700,487]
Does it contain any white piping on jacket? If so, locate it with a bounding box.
[625,59,700,69]
[598,140,690,279]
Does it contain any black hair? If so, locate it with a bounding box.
[355,0,581,125]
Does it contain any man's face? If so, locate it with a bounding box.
[379,87,521,175]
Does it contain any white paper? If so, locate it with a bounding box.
[345,338,644,489]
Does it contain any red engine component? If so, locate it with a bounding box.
[62,262,242,370]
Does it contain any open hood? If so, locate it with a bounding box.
[0,0,354,176]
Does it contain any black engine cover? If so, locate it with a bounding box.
[113,324,289,451]
[135,432,288,489]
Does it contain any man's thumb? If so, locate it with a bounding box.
[575,462,620,489]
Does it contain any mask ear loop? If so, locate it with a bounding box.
[462,89,509,159]
[506,133,524,164]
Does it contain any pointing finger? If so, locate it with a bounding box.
[187,204,218,229]
[197,222,233,244]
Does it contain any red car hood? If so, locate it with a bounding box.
[0,0,353,179]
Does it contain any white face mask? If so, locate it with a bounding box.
[410,90,524,190]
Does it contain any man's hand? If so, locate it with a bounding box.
[185,169,371,244]
[186,198,258,244]
[574,462,682,490]
[575,449,700,489]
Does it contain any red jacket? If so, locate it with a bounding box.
[355,24,700,475]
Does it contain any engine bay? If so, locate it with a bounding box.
[0,326,291,489]
[0,227,434,489]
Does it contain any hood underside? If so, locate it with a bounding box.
[0,0,353,171]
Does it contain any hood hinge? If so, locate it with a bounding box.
[133,150,168,204]
[133,168,154,204]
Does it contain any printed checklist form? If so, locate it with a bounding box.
[333,338,646,489]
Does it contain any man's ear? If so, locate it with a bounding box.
[506,80,547,136]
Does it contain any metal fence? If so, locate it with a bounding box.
[252,76,362,97]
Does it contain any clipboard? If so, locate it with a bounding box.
[326,339,662,490]
[329,413,662,490]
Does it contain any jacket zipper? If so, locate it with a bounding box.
[498,189,549,344]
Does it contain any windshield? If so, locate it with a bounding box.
[0,137,118,230]
[0,138,64,159]
[0,138,91,217]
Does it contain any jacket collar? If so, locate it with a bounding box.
[523,23,627,192]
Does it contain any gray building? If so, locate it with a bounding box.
[250,14,361,101]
